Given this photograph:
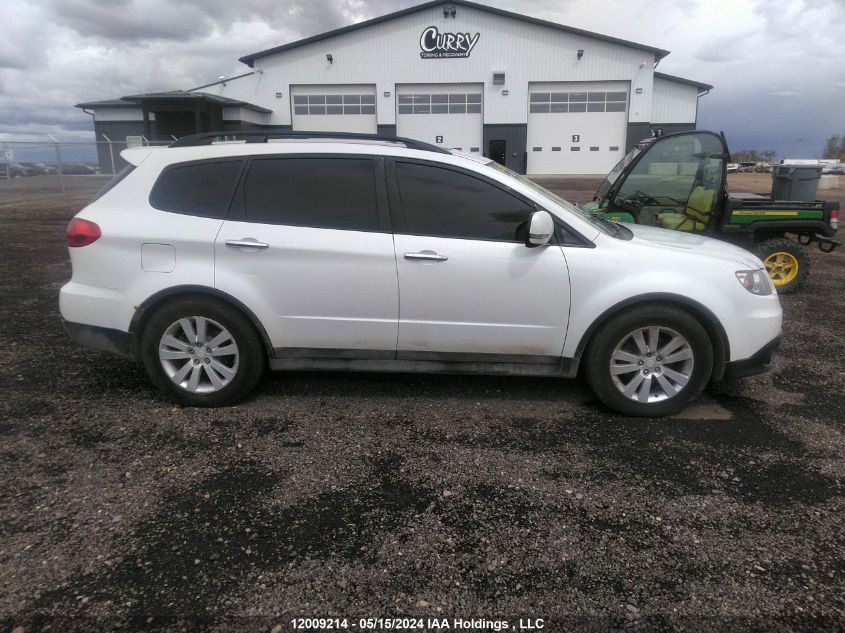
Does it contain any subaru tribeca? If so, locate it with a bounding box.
[60,132,782,416]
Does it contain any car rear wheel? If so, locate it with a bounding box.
[140,298,265,407]
[585,305,713,417]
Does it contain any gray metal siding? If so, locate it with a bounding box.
[377,124,397,138]
[626,122,696,152]
[483,124,527,174]
[221,121,291,132]
[651,123,696,135]
[625,123,651,153]
[92,121,145,173]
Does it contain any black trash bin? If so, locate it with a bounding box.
[771,164,823,201]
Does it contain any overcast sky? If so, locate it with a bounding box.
[1,0,843,157]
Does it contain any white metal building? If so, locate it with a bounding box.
[76,0,711,175]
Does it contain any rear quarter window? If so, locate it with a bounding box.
[149,159,243,219]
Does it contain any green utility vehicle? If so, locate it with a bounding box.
[583,131,839,293]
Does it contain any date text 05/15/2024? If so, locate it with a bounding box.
[289,618,546,631]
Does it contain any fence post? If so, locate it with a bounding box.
[102,134,116,175]
[47,133,65,196]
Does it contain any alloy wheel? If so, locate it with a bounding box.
[609,325,694,403]
[158,316,239,393]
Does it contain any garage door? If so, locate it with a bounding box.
[291,84,377,134]
[527,82,628,175]
[395,83,482,153]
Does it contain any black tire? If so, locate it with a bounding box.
[584,304,714,417]
[140,297,266,407]
[753,237,810,294]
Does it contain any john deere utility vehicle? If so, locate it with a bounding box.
[583,131,839,293]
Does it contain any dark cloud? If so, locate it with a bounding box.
[48,0,217,41]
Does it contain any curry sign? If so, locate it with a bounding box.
[419,26,481,58]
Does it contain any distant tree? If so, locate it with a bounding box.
[822,134,843,160]
[731,149,777,163]
[732,149,760,162]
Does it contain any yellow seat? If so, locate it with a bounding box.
[658,186,715,232]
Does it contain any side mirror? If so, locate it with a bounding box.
[527,210,554,246]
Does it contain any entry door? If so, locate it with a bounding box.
[489,140,507,166]
[215,156,397,354]
[389,160,571,358]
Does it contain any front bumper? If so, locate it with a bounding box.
[724,336,780,378]
[63,320,135,361]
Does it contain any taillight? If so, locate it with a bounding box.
[831,208,839,231]
[66,218,101,247]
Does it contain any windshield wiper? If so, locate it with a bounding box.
[593,214,621,235]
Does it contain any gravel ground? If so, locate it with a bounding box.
[0,174,843,632]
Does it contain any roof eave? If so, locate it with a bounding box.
[654,71,713,91]
[239,0,669,66]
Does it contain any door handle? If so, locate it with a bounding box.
[225,239,269,249]
[404,251,448,262]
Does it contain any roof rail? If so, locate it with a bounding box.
[168,131,450,154]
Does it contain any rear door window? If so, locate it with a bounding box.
[241,157,380,231]
[149,160,243,218]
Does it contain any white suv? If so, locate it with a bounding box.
[60,132,782,416]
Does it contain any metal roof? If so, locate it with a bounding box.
[76,91,272,114]
[238,0,670,67]
[75,98,138,108]
[654,71,713,92]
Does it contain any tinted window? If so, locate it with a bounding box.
[395,162,533,241]
[150,160,242,218]
[243,158,379,231]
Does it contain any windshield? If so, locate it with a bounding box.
[485,160,615,236]
[595,144,644,201]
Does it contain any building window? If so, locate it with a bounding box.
[397,93,482,115]
[529,90,627,114]
[293,94,375,115]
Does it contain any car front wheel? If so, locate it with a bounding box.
[140,298,265,407]
[585,304,714,417]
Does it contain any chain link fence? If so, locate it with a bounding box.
[0,137,170,197]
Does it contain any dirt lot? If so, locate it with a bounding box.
[0,174,843,632]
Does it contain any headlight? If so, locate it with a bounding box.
[736,269,773,295]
